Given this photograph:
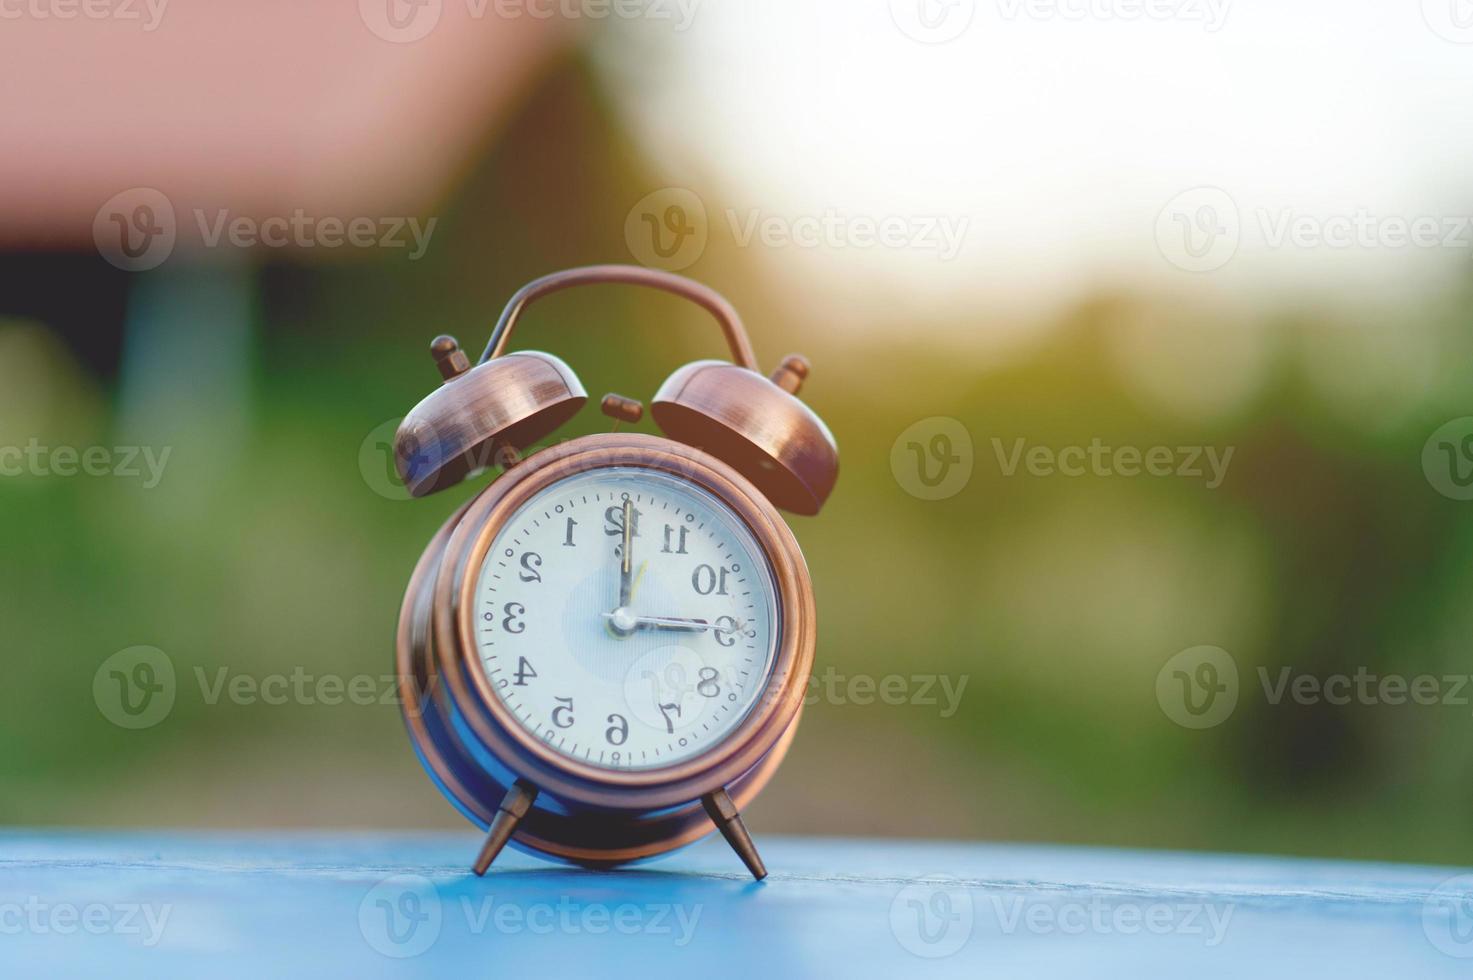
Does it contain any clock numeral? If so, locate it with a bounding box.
[713,615,739,648]
[513,656,537,686]
[697,667,721,698]
[605,713,628,746]
[563,517,578,547]
[518,551,542,583]
[604,504,642,538]
[661,523,689,554]
[552,696,574,729]
[691,564,731,596]
[657,702,681,734]
[501,602,526,633]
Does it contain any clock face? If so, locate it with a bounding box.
[471,465,781,772]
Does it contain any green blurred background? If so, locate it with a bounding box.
[4,3,1473,867]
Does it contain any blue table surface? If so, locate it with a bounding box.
[3,830,1472,978]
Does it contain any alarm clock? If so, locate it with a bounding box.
[393,265,838,879]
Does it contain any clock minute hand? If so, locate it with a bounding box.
[618,497,633,609]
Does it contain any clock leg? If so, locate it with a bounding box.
[701,788,767,881]
[471,781,539,876]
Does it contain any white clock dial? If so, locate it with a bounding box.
[472,466,780,771]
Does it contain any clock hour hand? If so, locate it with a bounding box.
[602,612,743,635]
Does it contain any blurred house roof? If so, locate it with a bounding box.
[0,3,571,249]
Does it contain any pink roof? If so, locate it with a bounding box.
[0,2,571,248]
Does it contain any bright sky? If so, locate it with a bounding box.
[591,0,1473,330]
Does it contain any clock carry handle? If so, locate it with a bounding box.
[461,262,838,516]
[476,264,760,370]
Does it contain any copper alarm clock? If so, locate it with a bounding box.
[393,266,838,879]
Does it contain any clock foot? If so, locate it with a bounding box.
[471,780,538,876]
[701,788,767,881]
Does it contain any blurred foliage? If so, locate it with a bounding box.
[4,57,1473,866]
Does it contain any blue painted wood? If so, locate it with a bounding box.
[2,831,1470,977]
